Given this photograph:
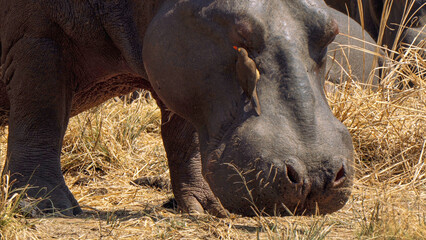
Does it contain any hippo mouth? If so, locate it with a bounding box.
[200,113,353,216]
[201,121,307,216]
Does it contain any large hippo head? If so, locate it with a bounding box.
[143,0,354,216]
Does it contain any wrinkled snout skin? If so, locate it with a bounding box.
[144,0,354,216]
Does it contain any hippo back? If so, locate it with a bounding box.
[326,8,384,85]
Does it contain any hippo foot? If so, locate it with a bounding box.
[174,183,229,218]
[131,176,171,190]
[12,179,82,216]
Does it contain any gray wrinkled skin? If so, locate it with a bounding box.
[144,0,354,215]
[1,0,354,217]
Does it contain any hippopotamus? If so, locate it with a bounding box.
[326,7,384,85]
[0,0,354,217]
[324,0,426,51]
[126,6,385,103]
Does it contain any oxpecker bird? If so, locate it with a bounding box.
[233,46,261,115]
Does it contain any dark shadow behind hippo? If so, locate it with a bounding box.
[0,0,354,217]
[324,0,426,52]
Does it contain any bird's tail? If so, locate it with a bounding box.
[251,87,261,116]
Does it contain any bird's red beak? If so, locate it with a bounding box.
[233,46,239,51]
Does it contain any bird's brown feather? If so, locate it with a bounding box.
[235,47,261,115]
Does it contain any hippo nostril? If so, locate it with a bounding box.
[332,165,346,188]
[286,164,301,184]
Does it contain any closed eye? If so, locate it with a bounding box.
[308,21,339,65]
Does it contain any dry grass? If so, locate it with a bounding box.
[324,42,425,239]
[0,49,424,239]
[0,174,41,239]
[0,16,425,240]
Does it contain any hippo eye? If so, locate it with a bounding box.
[318,22,339,50]
[230,23,254,50]
[318,47,328,62]
[230,18,266,54]
[309,38,331,65]
[309,20,339,64]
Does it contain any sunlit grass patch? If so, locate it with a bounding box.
[0,175,39,240]
[324,36,425,239]
[61,94,166,177]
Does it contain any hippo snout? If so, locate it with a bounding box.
[302,156,354,214]
[277,158,308,199]
[204,152,354,216]
[203,114,354,216]
[269,155,352,215]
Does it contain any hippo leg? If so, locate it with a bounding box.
[2,38,81,215]
[158,107,228,217]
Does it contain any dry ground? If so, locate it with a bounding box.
[0,32,425,240]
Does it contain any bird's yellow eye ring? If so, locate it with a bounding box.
[233,46,241,52]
